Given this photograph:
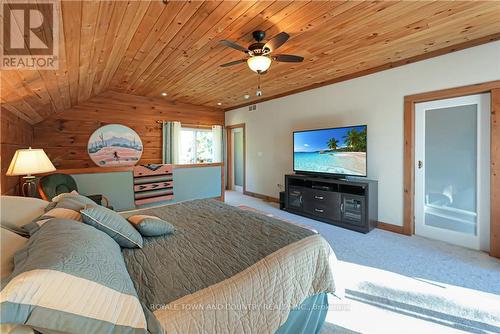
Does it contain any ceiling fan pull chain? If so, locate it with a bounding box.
[256,75,263,97]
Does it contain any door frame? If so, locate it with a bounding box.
[226,123,246,193]
[403,80,500,258]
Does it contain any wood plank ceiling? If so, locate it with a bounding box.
[1,0,500,124]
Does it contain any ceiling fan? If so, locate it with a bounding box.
[219,30,304,74]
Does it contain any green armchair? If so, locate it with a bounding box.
[37,173,109,207]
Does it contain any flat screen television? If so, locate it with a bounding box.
[293,125,367,177]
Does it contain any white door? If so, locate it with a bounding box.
[415,93,490,251]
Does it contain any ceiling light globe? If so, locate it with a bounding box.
[247,56,271,73]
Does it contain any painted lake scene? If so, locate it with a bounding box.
[88,124,143,167]
[294,125,367,176]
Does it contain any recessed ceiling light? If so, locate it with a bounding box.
[217,102,222,106]
[161,92,167,96]
[243,94,250,100]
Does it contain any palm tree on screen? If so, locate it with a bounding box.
[344,129,361,151]
[344,128,367,151]
[327,138,339,151]
[358,128,367,151]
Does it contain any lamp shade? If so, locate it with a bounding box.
[6,147,56,176]
[247,56,271,73]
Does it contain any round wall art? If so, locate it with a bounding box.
[87,124,143,167]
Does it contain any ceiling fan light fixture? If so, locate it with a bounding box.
[247,56,271,73]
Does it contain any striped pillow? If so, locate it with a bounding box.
[0,219,158,333]
[127,215,175,237]
[22,202,84,236]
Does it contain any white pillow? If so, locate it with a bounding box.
[0,227,28,279]
[0,196,48,231]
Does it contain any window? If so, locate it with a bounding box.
[179,128,214,164]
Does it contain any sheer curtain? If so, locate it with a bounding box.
[162,121,182,164]
[212,125,223,163]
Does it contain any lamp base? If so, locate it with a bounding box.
[22,176,37,197]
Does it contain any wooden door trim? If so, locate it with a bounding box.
[226,123,246,194]
[404,80,500,258]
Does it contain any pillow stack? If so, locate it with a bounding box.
[1,193,172,333]
[0,219,159,334]
[22,197,87,235]
[22,192,175,248]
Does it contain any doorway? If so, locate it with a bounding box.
[414,94,490,251]
[226,124,245,193]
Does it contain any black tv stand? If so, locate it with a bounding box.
[285,174,378,233]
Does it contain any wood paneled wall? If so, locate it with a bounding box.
[1,109,34,195]
[32,91,224,169]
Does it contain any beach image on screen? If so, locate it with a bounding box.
[294,126,367,176]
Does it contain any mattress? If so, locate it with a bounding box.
[121,199,339,333]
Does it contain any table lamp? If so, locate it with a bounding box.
[6,147,56,197]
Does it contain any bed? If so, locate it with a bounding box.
[1,196,340,333]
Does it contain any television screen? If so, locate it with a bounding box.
[293,125,367,177]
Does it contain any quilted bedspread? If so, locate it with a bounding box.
[121,199,339,334]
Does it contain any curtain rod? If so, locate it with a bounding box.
[156,120,223,125]
[156,119,223,125]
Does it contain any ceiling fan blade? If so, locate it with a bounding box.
[263,32,289,52]
[219,59,247,67]
[219,40,248,53]
[272,54,304,63]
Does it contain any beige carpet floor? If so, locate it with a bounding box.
[228,191,500,334]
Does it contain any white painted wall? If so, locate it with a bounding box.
[225,41,500,226]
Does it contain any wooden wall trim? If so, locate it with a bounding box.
[243,190,280,204]
[225,35,500,112]
[377,222,405,235]
[404,80,500,103]
[39,167,134,176]
[403,99,415,236]
[404,81,500,258]
[174,162,223,169]
[226,127,232,191]
[225,123,246,129]
[39,163,224,175]
[220,162,225,202]
[490,88,500,258]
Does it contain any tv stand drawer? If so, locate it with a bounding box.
[305,206,335,220]
[303,189,339,206]
[303,190,341,221]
